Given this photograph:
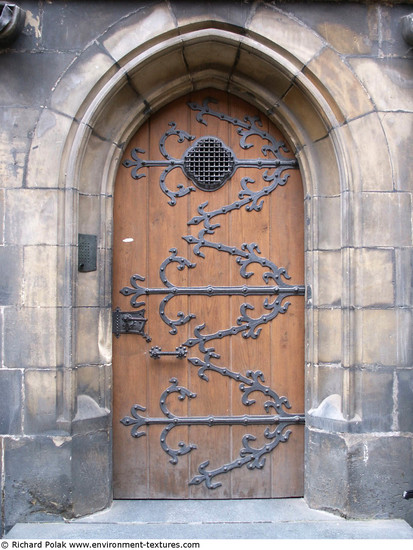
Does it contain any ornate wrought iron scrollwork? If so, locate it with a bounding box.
[123,98,297,205]
[120,97,305,490]
[121,377,304,489]
[119,245,304,344]
[123,123,196,206]
[187,97,291,158]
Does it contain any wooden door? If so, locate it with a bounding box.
[112,90,304,499]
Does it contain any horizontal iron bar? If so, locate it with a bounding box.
[135,413,305,427]
[233,158,298,168]
[138,285,305,297]
[139,158,297,169]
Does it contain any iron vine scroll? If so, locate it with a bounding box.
[121,377,304,489]
[119,97,305,490]
[123,97,298,205]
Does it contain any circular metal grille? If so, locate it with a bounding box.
[183,137,235,191]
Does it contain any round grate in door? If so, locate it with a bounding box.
[183,136,235,191]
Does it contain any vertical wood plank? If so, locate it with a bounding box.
[113,121,150,497]
[268,125,305,497]
[146,99,191,498]
[228,96,272,498]
[187,90,232,498]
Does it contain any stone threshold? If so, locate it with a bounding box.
[5,499,413,539]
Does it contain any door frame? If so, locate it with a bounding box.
[52,15,368,517]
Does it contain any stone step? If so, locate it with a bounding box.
[5,499,413,540]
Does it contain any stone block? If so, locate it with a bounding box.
[72,430,112,517]
[76,259,100,308]
[3,436,72,530]
[313,364,344,409]
[91,80,147,145]
[353,248,395,308]
[102,4,177,64]
[0,246,22,306]
[347,435,413,524]
[302,137,340,197]
[361,192,412,248]
[79,194,101,237]
[398,309,413,367]
[350,58,413,113]
[24,370,58,434]
[23,246,61,307]
[127,47,189,101]
[317,308,342,364]
[379,112,413,192]
[305,48,373,123]
[184,37,239,78]
[354,368,394,432]
[306,429,349,513]
[315,196,341,250]
[0,369,22,434]
[315,250,342,307]
[303,2,377,54]
[397,369,413,433]
[355,309,412,367]
[395,248,413,307]
[0,308,3,367]
[329,124,363,196]
[77,243,112,308]
[234,46,293,101]
[26,109,75,189]
[304,202,312,254]
[247,4,324,66]
[5,189,61,246]
[0,51,74,108]
[41,1,136,52]
[0,107,39,188]
[76,365,104,406]
[348,113,393,192]
[283,84,329,143]
[76,308,99,365]
[172,0,252,30]
[0,189,4,243]
[50,43,116,119]
[4,307,60,368]
[76,307,111,365]
[78,134,122,195]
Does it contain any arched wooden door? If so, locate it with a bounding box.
[112,90,304,499]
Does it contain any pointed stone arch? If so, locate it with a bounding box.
[26,3,392,518]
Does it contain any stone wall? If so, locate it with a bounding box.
[0,0,412,534]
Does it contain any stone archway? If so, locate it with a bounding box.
[27,4,384,519]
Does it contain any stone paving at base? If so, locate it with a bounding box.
[5,499,413,539]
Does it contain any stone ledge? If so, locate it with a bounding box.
[5,498,413,539]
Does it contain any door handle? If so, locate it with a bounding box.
[149,345,188,360]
